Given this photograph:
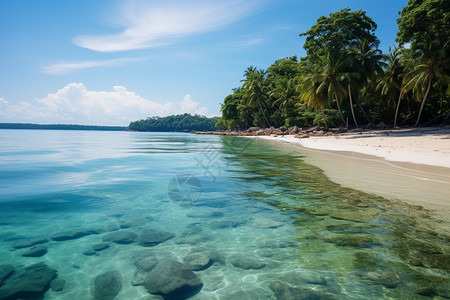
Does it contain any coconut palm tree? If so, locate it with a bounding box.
[298,72,330,129]
[313,47,348,125]
[376,46,407,126]
[241,68,270,127]
[270,77,298,115]
[404,37,449,126]
[347,38,385,125]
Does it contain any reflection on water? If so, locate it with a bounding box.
[0,130,448,299]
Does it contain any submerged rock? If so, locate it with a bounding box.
[93,243,110,252]
[83,249,97,256]
[251,218,284,228]
[209,220,245,229]
[139,227,174,247]
[12,238,48,249]
[22,245,48,257]
[329,209,379,221]
[52,229,99,241]
[135,254,159,272]
[102,230,137,244]
[229,254,266,270]
[269,281,336,300]
[91,270,122,300]
[0,263,57,300]
[183,252,212,271]
[186,210,224,218]
[361,271,400,288]
[280,271,327,286]
[0,265,14,284]
[144,260,203,299]
[50,278,65,291]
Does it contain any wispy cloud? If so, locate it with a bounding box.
[42,57,143,75]
[0,83,208,125]
[73,0,263,52]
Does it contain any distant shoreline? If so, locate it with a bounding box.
[0,123,127,131]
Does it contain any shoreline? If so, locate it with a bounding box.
[250,127,450,168]
[247,130,450,222]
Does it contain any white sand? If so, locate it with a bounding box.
[249,127,450,221]
[253,127,450,168]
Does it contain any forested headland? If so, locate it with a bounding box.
[216,0,450,130]
[129,114,220,131]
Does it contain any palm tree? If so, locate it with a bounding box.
[314,47,348,126]
[270,78,298,115]
[347,38,385,125]
[241,67,270,127]
[298,72,330,129]
[403,37,449,126]
[376,46,406,126]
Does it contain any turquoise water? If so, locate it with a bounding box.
[0,130,448,299]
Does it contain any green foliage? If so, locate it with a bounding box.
[217,5,449,129]
[129,114,221,132]
[300,8,378,62]
[397,0,450,46]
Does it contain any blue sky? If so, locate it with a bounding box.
[0,0,407,125]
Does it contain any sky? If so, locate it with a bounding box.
[0,0,408,126]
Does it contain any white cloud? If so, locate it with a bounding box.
[0,83,208,126]
[73,0,262,52]
[42,57,144,75]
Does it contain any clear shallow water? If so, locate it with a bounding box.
[0,129,448,299]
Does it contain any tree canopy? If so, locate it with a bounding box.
[397,0,450,46]
[216,4,449,130]
[129,114,220,132]
[300,8,378,61]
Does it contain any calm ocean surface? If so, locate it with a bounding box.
[0,129,448,299]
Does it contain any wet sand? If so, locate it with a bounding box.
[250,130,450,222]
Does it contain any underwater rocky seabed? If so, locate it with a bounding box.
[0,130,448,299]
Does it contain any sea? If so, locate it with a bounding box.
[0,129,448,299]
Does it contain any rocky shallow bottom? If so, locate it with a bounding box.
[0,132,448,300]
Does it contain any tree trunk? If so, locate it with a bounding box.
[414,77,432,126]
[259,102,270,128]
[393,88,404,127]
[348,84,358,127]
[334,93,346,126]
[322,108,328,130]
[354,96,372,125]
[441,112,450,126]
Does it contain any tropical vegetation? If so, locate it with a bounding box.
[216,1,450,130]
[129,114,220,132]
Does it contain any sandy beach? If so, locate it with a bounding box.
[250,127,450,221]
[253,127,450,168]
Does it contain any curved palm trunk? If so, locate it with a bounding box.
[348,84,358,127]
[393,88,404,127]
[414,77,432,126]
[354,96,372,124]
[334,93,346,126]
[259,102,270,127]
